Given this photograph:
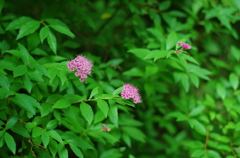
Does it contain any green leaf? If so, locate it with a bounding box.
[58,70,67,86]
[113,86,123,95]
[166,32,178,50]
[191,149,205,157]
[216,83,226,100]
[89,87,99,99]
[159,0,171,11]
[145,64,158,77]
[14,93,41,114]
[58,146,68,158]
[18,43,30,65]
[4,132,16,154]
[13,65,27,77]
[223,98,234,111]
[49,139,58,157]
[63,94,86,103]
[188,119,206,135]
[22,94,41,110]
[235,122,240,131]
[32,127,42,138]
[47,30,57,54]
[46,94,63,103]
[41,131,50,147]
[16,20,41,40]
[80,102,94,125]
[207,150,221,158]
[0,60,15,71]
[123,67,144,77]
[122,127,145,142]
[178,54,188,71]
[0,136,3,148]
[128,49,150,60]
[230,45,240,61]
[53,99,71,109]
[0,73,10,90]
[122,133,131,147]
[48,67,58,84]
[6,16,33,30]
[210,133,229,143]
[94,111,105,124]
[229,73,239,90]
[182,54,199,65]
[27,32,40,50]
[31,48,48,56]
[0,0,3,13]
[5,116,18,130]
[100,149,122,158]
[218,15,232,30]
[100,132,118,145]
[25,122,35,129]
[189,105,205,117]
[210,58,227,68]
[190,64,211,80]
[69,144,84,158]
[181,73,189,92]
[109,104,118,127]
[39,26,50,43]
[31,63,50,78]
[46,119,58,130]
[48,130,62,143]
[46,19,75,38]
[62,132,94,149]
[116,99,135,107]
[50,25,75,38]
[28,72,44,82]
[10,122,31,138]
[40,103,52,117]
[23,74,33,93]
[97,99,109,118]
[0,130,3,137]
[169,58,184,71]
[144,50,169,61]
[189,74,199,88]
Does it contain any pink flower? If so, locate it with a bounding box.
[178,42,191,49]
[177,42,183,45]
[121,84,141,104]
[101,124,111,132]
[67,55,92,82]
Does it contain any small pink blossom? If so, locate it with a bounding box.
[67,55,92,82]
[101,124,111,132]
[177,42,183,45]
[178,42,191,49]
[121,84,141,104]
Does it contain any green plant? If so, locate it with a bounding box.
[1,0,240,158]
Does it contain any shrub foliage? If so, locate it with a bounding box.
[0,0,240,158]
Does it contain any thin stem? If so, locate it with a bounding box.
[71,97,123,105]
[40,20,49,27]
[230,140,237,157]
[45,97,124,106]
[204,127,209,152]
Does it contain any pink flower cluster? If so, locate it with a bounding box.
[178,42,191,49]
[121,84,141,104]
[67,55,92,82]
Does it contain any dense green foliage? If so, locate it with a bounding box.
[1,0,240,157]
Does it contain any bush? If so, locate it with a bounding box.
[0,0,240,158]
